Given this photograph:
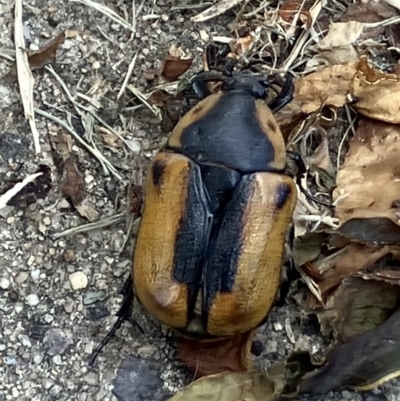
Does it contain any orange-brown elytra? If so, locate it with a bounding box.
[132,71,297,338]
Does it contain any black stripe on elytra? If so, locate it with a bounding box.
[202,174,255,317]
[171,160,213,324]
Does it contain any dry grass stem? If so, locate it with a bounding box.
[118,53,138,100]
[14,0,41,154]
[52,213,126,238]
[70,0,135,32]
[0,172,43,209]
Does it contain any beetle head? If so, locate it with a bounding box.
[222,75,271,99]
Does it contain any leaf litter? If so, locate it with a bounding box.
[6,0,400,399]
[160,0,400,400]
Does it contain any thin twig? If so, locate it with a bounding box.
[52,213,126,238]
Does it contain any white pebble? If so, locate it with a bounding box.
[0,277,10,289]
[69,271,88,290]
[26,294,39,306]
[18,334,32,347]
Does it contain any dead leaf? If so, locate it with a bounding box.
[341,1,397,22]
[50,131,98,222]
[334,118,400,242]
[297,309,400,394]
[325,277,400,342]
[27,31,66,70]
[304,243,398,300]
[317,22,365,50]
[305,46,359,72]
[160,56,193,82]
[167,370,278,401]
[4,31,66,82]
[290,62,357,115]
[177,332,253,377]
[351,57,400,123]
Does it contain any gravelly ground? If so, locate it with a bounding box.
[0,1,400,401]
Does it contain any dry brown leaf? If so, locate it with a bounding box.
[287,58,400,126]
[177,332,253,377]
[333,118,400,243]
[297,309,400,394]
[317,22,365,49]
[326,276,400,341]
[352,57,400,123]
[305,46,359,72]
[52,132,98,222]
[291,62,357,114]
[28,31,66,70]
[341,1,397,22]
[304,243,398,299]
[167,370,277,401]
[160,56,193,82]
[5,31,66,82]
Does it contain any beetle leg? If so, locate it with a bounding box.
[89,275,143,366]
[268,74,295,113]
[287,151,333,208]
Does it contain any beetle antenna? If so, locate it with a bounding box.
[89,275,143,367]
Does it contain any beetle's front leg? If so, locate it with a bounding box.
[191,71,225,100]
[268,74,295,113]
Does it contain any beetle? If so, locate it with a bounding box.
[132,70,297,339]
[89,68,299,365]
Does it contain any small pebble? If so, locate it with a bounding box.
[64,298,75,313]
[42,378,54,390]
[63,249,76,263]
[15,272,28,284]
[0,277,10,289]
[18,334,31,347]
[83,291,107,305]
[26,294,39,306]
[69,271,88,290]
[33,350,43,364]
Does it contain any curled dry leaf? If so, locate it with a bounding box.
[176,332,253,377]
[160,56,193,82]
[290,62,357,115]
[333,118,400,243]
